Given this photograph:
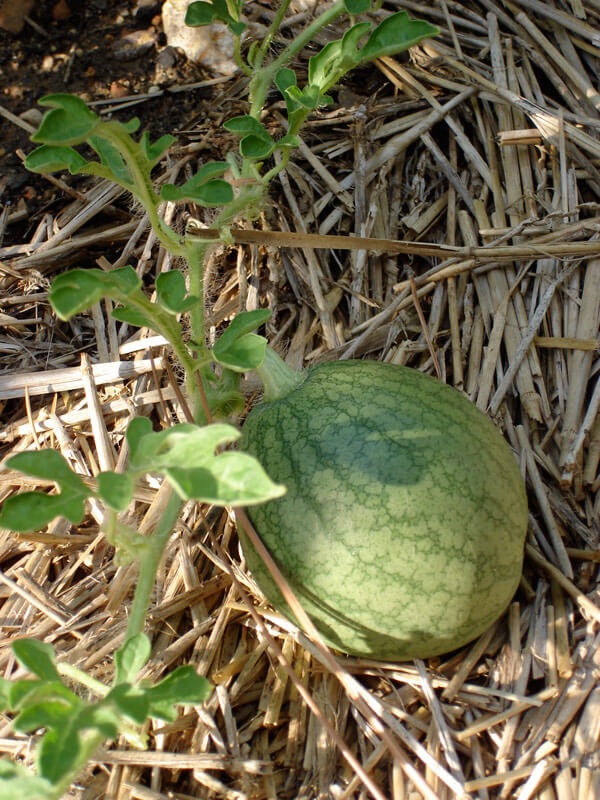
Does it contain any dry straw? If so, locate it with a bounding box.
[1,0,600,797]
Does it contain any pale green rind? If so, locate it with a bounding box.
[241,361,528,661]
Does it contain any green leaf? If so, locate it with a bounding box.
[277,133,300,149]
[7,680,41,711]
[344,0,371,12]
[12,640,60,682]
[111,303,154,328]
[212,332,267,372]
[114,634,151,685]
[10,681,80,715]
[185,1,218,26]
[97,471,134,511]
[1,450,89,530]
[36,726,81,784]
[341,20,372,59]
[89,135,132,184]
[0,679,12,710]
[161,178,234,206]
[185,0,245,33]
[14,699,77,734]
[212,309,271,371]
[155,424,241,469]
[358,12,439,62]
[49,265,142,320]
[145,666,211,721]
[76,704,119,739]
[228,19,246,35]
[215,309,272,348]
[223,115,272,141]
[166,451,286,505]
[105,684,149,725]
[0,491,86,532]
[0,762,53,800]
[156,271,200,314]
[5,450,86,494]
[286,84,322,111]
[275,68,300,115]
[239,135,274,160]
[25,145,88,174]
[140,131,176,164]
[126,417,154,466]
[31,94,99,146]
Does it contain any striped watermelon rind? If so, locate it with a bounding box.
[241,360,528,661]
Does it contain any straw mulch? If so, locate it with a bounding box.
[1,1,600,798]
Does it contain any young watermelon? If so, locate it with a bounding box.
[240,356,528,661]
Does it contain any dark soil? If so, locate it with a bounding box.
[0,0,224,232]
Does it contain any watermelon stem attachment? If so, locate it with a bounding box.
[256,347,304,401]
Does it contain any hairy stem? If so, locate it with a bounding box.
[249,0,346,117]
[125,487,183,642]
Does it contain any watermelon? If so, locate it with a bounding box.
[240,359,528,661]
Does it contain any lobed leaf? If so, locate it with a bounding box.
[344,0,371,11]
[358,12,439,62]
[223,115,272,141]
[145,666,212,721]
[110,303,155,328]
[5,450,86,494]
[156,271,200,314]
[97,471,134,511]
[12,640,60,683]
[114,634,151,685]
[185,0,246,34]
[89,135,132,185]
[239,135,274,160]
[140,131,176,164]
[14,700,77,734]
[166,451,286,505]
[25,145,88,175]
[31,94,99,146]
[36,726,81,785]
[213,333,267,372]
[212,309,271,372]
[49,265,141,320]
[0,491,86,532]
[161,178,234,207]
[0,762,53,800]
[105,684,149,725]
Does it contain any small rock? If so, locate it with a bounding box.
[19,108,43,126]
[41,55,54,71]
[112,29,156,61]
[133,0,161,20]
[162,0,237,75]
[109,81,129,99]
[157,45,177,69]
[52,0,70,21]
[0,0,35,34]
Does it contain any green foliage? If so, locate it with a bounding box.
[212,309,272,372]
[4,4,439,795]
[223,116,275,160]
[0,637,211,793]
[185,0,246,36]
[49,266,141,320]
[0,451,88,532]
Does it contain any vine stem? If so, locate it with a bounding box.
[249,0,346,117]
[125,486,184,642]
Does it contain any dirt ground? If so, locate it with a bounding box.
[0,0,219,225]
